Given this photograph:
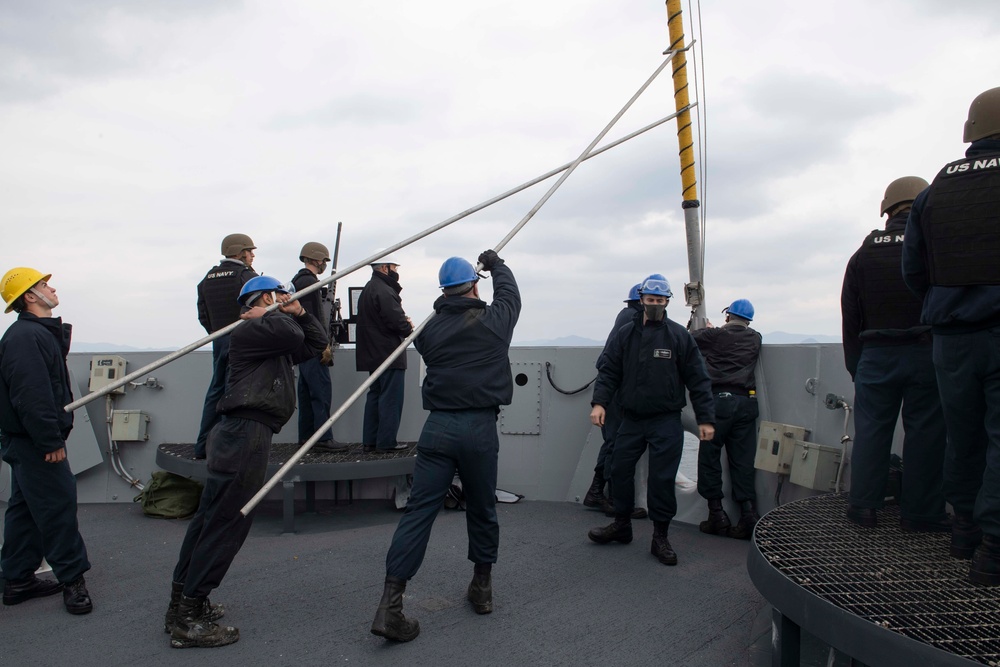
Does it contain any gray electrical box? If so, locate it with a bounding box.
[89,355,127,395]
[111,410,149,441]
[754,421,809,474]
[789,440,843,492]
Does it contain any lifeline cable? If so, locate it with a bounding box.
[240,53,680,516]
[64,106,693,413]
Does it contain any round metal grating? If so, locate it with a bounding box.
[754,493,1000,665]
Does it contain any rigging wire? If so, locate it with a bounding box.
[544,362,597,396]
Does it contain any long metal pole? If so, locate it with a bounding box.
[63,107,690,412]
[665,0,707,329]
[240,54,678,516]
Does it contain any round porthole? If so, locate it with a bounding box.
[514,373,528,386]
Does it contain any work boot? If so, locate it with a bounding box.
[583,472,609,510]
[728,500,761,540]
[588,517,633,544]
[311,440,349,454]
[3,575,63,606]
[651,521,678,566]
[846,505,877,528]
[969,535,1000,586]
[63,576,93,615]
[699,499,732,535]
[951,513,983,559]
[467,564,493,615]
[164,581,226,634]
[371,576,420,642]
[900,514,952,533]
[170,594,239,648]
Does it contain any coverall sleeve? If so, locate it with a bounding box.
[902,191,930,299]
[592,327,625,408]
[840,251,863,380]
[678,331,715,424]
[289,312,331,365]
[1,337,67,454]
[481,262,521,344]
[196,281,211,334]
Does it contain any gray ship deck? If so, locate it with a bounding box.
[2,499,772,667]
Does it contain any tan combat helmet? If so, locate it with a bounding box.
[964,87,1000,143]
[880,176,929,216]
[221,233,256,257]
[299,242,331,263]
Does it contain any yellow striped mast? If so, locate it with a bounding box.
[665,0,707,327]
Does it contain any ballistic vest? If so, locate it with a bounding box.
[922,152,1000,286]
[855,225,923,330]
[199,261,256,332]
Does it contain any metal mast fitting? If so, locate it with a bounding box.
[665,0,707,327]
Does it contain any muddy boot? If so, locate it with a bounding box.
[651,521,678,566]
[699,499,732,535]
[467,564,493,615]
[728,500,761,540]
[969,535,1000,586]
[164,581,226,634]
[170,595,239,648]
[371,576,420,642]
[588,517,633,544]
[951,513,983,559]
[583,472,610,510]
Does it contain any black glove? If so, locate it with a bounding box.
[478,249,501,271]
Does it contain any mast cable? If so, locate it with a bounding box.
[240,54,680,516]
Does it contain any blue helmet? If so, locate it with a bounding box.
[638,274,672,298]
[438,257,478,289]
[238,275,294,306]
[624,283,642,302]
[723,298,754,321]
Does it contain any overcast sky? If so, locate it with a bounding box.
[2,0,999,348]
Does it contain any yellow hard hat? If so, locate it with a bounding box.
[2,267,51,314]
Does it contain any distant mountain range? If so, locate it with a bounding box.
[72,331,840,353]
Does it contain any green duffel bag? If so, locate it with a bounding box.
[133,471,204,519]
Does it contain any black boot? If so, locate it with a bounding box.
[699,499,732,535]
[170,594,239,648]
[3,575,63,606]
[651,521,678,566]
[588,517,633,544]
[969,534,1000,586]
[371,576,420,642]
[164,581,226,634]
[951,513,983,559]
[583,472,609,510]
[728,500,761,540]
[63,576,93,615]
[846,504,877,528]
[467,563,493,615]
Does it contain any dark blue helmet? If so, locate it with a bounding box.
[624,283,642,302]
[438,257,478,289]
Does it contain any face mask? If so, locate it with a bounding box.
[388,269,400,281]
[644,304,666,322]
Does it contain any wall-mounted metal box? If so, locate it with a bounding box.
[789,440,843,492]
[754,421,809,474]
[111,410,149,441]
[89,355,127,395]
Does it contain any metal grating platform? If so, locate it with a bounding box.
[156,442,417,533]
[748,493,1000,666]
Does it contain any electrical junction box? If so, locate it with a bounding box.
[89,355,127,395]
[754,421,809,474]
[111,410,149,441]
[789,440,843,492]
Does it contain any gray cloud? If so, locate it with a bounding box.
[267,95,422,131]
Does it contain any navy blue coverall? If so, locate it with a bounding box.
[0,313,90,585]
[843,212,947,523]
[385,261,520,580]
[291,267,334,444]
[172,309,327,598]
[592,311,715,523]
[903,138,1000,539]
